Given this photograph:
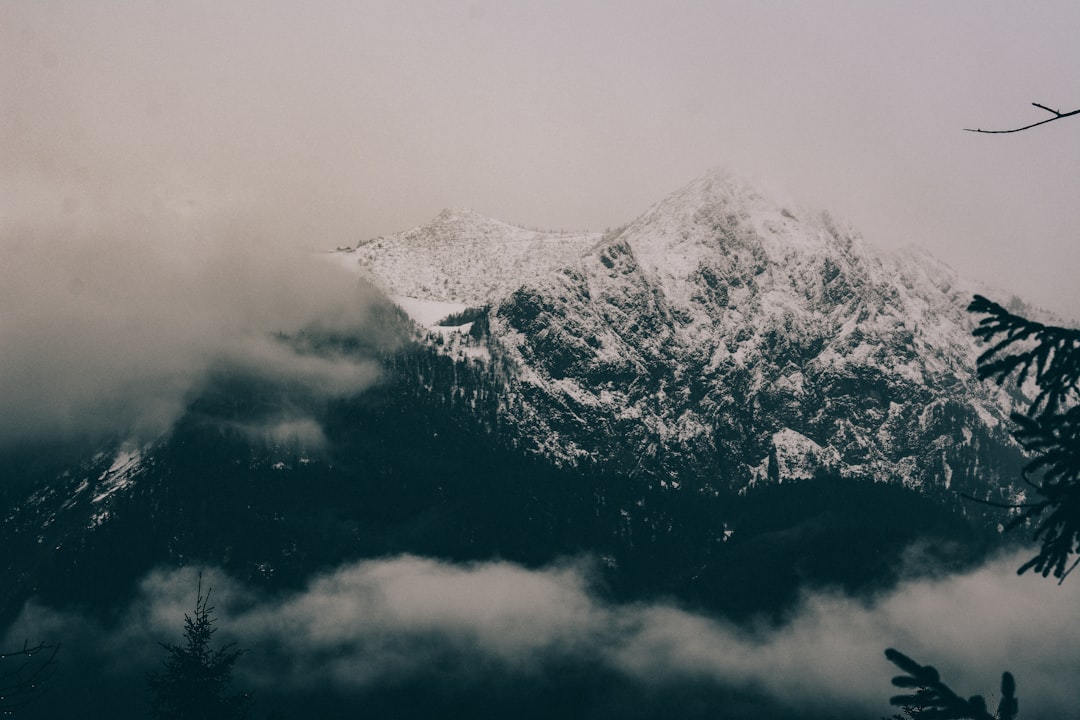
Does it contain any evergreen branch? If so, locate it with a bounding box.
[997,671,1019,720]
[964,102,1080,134]
[1003,405,1080,581]
[1059,555,1080,583]
[885,648,1001,719]
[968,296,1080,415]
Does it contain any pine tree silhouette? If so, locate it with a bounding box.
[968,295,1080,581]
[884,648,1017,720]
[146,575,251,720]
[884,295,1080,719]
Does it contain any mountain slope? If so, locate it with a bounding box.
[353,171,1028,501]
[0,170,1025,637]
[345,208,601,306]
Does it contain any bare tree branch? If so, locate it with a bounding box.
[0,641,61,711]
[965,102,1080,134]
[1031,102,1061,116]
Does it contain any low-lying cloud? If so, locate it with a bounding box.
[0,194,388,450]
[8,550,1079,719]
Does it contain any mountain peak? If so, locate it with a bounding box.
[468,171,1022,490]
[432,206,500,227]
[638,168,769,223]
[607,170,870,325]
[341,170,1026,494]
[348,209,600,306]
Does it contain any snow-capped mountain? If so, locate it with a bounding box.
[346,207,601,306]
[348,170,1027,498]
[0,169,1030,630]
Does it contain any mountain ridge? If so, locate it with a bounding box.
[347,169,1028,498]
[346,207,601,306]
[0,169,1031,640]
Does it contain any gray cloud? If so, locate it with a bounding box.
[0,196,388,447]
[8,551,1079,718]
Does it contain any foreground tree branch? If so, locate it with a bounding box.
[967,294,1080,582]
[885,648,1017,720]
[965,102,1080,134]
[0,641,61,712]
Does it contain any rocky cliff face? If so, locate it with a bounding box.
[348,208,600,305]
[352,171,1028,500]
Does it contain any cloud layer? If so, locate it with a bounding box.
[0,196,388,449]
[8,550,1079,719]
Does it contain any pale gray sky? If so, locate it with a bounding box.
[3,1,1079,317]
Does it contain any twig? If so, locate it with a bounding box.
[965,102,1080,134]
[958,492,1036,510]
[1058,555,1080,585]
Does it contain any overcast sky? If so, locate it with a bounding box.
[3,1,1079,318]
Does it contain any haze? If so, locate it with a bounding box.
[2,1,1079,446]
[4,1,1079,307]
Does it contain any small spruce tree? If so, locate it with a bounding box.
[146,575,251,720]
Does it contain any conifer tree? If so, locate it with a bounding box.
[146,576,251,720]
[884,648,1017,720]
[967,294,1080,581]
[883,294,1080,718]
[883,98,1079,720]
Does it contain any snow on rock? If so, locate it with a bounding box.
[767,428,841,482]
[344,208,601,306]
[391,295,469,328]
[91,447,143,504]
[36,444,150,530]
[346,169,1035,500]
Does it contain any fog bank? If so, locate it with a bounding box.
[8,549,1078,718]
